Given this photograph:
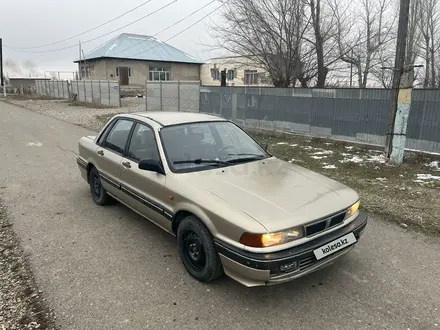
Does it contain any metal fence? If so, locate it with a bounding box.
[35,80,69,99]
[199,86,440,154]
[71,80,121,107]
[146,81,200,112]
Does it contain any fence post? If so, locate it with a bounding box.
[160,81,163,111]
[108,80,111,106]
[62,80,65,99]
[76,80,79,101]
[118,81,121,107]
[83,80,86,102]
[177,81,180,112]
[145,80,148,111]
[98,80,102,105]
[57,80,60,98]
[91,80,94,104]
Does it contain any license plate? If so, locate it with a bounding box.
[313,233,357,260]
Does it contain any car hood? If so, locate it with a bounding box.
[181,157,359,232]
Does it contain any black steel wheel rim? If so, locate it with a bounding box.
[182,230,206,271]
[92,175,101,199]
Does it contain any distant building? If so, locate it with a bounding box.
[74,33,203,86]
[200,55,274,87]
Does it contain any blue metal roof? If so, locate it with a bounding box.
[77,33,203,64]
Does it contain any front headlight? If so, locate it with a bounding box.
[346,200,360,218]
[239,227,304,248]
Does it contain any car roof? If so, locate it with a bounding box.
[127,111,228,127]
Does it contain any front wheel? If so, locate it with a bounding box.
[177,216,223,283]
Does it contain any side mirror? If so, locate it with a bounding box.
[139,158,165,175]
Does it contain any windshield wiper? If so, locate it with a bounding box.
[173,159,229,166]
[226,154,266,164]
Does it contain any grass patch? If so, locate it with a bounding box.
[248,129,440,235]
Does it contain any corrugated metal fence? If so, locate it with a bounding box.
[35,80,69,99]
[71,80,121,107]
[199,87,440,154]
[146,81,200,112]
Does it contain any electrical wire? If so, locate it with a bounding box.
[128,2,225,59]
[7,0,156,50]
[4,0,178,54]
[108,0,217,57]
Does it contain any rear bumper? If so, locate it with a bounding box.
[216,212,368,287]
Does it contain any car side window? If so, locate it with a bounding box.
[127,123,160,162]
[103,119,134,154]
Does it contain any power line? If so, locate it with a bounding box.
[7,0,156,50]
[4,0,178,54]
[129,2,225,59]
[109,0,217,57]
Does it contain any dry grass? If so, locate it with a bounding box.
[248,129,440,235]
[65,101,115,109]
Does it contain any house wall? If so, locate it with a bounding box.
[200,56,272,87]
[80,59,201,85]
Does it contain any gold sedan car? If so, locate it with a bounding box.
[76,112,368,287]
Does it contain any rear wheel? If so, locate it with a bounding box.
[89,167,111,206]
[177,216,223,283]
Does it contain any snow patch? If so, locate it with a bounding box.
[290,144,298,147]
[311,155,328,160]
[367,154,386,164]
[323,164,337,169]
[340,155,363,164]
[312,150,333,155]
[277,142,288,145]
[345,146,354,151]
[376,177,388,182]
[427,161,440,171]
[416,174,440,181]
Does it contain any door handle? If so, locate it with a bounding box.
[97,150,104,156]
[122,161,131,168]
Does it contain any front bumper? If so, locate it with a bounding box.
[216,212,368,287]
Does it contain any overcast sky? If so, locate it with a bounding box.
[1,0,223,78]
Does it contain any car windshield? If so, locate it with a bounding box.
[160,121,269,172]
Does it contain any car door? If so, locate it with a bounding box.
[120,122,172,233]
[95,118,134,200]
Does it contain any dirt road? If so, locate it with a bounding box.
[1,101,439,330]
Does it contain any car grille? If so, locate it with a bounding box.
[299,255,317,271]
[304,211,347,237]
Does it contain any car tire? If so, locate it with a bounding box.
[89,167,111,206]
[177,215,224,283]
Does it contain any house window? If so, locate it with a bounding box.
[149,67,170,81]
[227,69,235,81]
[244,70,259,85]
[211,68,220,80]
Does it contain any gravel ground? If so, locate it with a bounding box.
[0,201,57,330]
[3,98,142,132]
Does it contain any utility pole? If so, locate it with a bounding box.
[384,0,411,164]
[0,38,5,97]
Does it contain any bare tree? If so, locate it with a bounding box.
[332,0,397,88]
[419,0,440,87]
[303,0,340,87]
[212,0,310,87]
